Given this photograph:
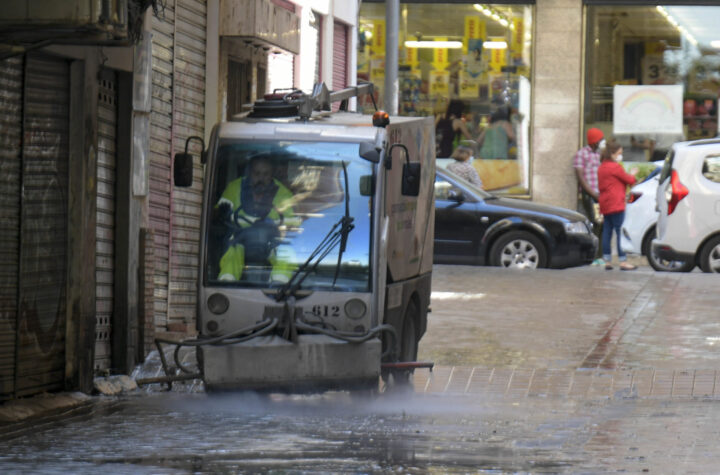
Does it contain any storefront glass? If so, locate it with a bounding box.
[585,5,720,170]
[358,3,534,195]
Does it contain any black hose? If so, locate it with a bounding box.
[155,318,279,374]
[294,321,398,359]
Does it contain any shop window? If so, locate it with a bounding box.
[358,2,534,196]
[584,5,720,164]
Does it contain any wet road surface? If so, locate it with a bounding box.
[3,391,720,473]
[2,264,720,473]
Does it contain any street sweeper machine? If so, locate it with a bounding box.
[159,83,435,392]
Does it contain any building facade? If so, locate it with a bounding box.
[358,0,720,210]
[0,0,358,400]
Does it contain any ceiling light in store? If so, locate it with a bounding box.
[711,40,720,49]
[656,5,699,48]
[483,41,508,49]
[404,40,463,49]
[473,4,512,29]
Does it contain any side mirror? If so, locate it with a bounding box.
[174,152,194,187]
[174,135,206,187]
[447,189,465,203]
[359,174,374,196]
[387,143,421,196]
[402,162,421,196]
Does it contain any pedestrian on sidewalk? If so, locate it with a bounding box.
[573,127,605,266]
[598,141,637,271]
[447,145,483,188]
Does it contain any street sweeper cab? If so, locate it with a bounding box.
[172,83,435,392]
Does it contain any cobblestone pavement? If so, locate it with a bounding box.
[420,263,719,374]
[412,367,720,399]
[3,262,720,473]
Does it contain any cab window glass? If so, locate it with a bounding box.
[206,140,373,291]
[702,155,720,183]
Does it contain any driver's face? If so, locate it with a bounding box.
[250,161,273,189]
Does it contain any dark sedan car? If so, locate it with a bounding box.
[434,167,598,269]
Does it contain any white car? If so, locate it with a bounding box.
[652,138,720,273]
[621,162,694,272]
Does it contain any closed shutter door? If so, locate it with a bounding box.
[95,70,118,372]
[332,21,348,111]
[0,57,23,400]
[171,0,206,327]
[16,53,69,396]
[150,2,175,329]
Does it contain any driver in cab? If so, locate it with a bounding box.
[216,155,297,282]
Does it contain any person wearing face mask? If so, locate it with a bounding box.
[215,154,297,282]
[597,141,637,271]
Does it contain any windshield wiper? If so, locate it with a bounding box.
[332,161,354,287]
[273,216,354,302]
[274,163,354,302]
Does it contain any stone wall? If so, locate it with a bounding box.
[531,0,584,210]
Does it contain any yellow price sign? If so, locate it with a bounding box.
[372,20,385,55]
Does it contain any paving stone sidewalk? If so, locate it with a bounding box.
[412,366,720,399]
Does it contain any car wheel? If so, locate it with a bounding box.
[699,235,720,273]
[489,231,548,269]
[642,227,694,273]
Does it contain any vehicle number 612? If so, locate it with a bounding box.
[310,305,340,318]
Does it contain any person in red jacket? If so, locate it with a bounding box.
[598,141,637,270]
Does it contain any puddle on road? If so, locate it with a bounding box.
[5,391,720,473]
[0,390,580,473]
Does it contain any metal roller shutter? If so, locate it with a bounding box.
[171,0,206,328]
[16,53,69,396]
[332,21,348,111]
[0,56,23,400]
[150,2,175,329]
[150,0,205,334]
[95,70,118,372]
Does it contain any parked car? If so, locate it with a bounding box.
[621,162,695,272]
[652,138,720,273]
[434,165,598,269]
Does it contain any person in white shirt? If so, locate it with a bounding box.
[447,145,483,188]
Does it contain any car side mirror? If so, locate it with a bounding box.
[387,143,420,196]
[402,162,421,196]
[174,152,193,187]
[448,189,465,202]
[174,135,205,187]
